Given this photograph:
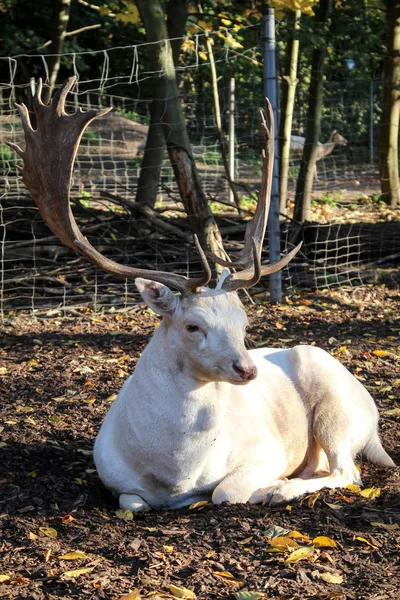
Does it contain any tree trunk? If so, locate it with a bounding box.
[279,9,301,214]
[293,0,332,223]
[136,0,189,208]
[379,0,400,207]
[42,0,72,104]
[135,0,225,259]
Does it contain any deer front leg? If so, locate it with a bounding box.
[212,463,285,505]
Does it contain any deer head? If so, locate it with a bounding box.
[330,130,348,147]
[9,77,301,385]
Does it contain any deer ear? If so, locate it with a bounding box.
[135,278,180,316]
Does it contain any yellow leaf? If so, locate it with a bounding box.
[27,471,37,478]
[345,484,361,492]
[0,575,10,582]
[107,394,118,402]
[355,536,378,549]
[198,51,208,61]
[221,18,232,25]
[118,590,142,600]
[213,571,235,578]
[58,551,88,561]
[288,530,311,542]
[16,406,34,413]
[188,500,208,509]
[237,536,253,545]
[372,349,390,357]
[285,545,315,563]
[44,548,52,562]
[360,487,381,499]
[163,545,174,553]
[383,408,400,416]
[198,20,212,31]
[269,536,299,550]
[313,536,337,548]
[169,584,197,599]
[62,567,95,579]
[115,509,134,521]
[29,531,38,540]
[39,527,58,538]
[320,572,344,584]
[115,5,140,24]
[187,25,197,35]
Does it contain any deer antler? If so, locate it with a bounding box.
[8,77,211,296]
[205,99,302,292]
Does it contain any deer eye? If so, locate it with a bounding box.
[186,324,199,333]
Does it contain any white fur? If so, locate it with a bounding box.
[93,280,394,511]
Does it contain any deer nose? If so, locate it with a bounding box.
[232,362,257,381]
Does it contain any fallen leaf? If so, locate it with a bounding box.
[324,501,342,511]
[188,501,208,509]
[169,584,197,599]
[233,592,265,600]
[61,514,75,523]
[16,406,34,413]
[383,408,400,416]
[62,567,95,579]
[44,548,52,562]
[288,530,311,542]
[118,590,142,600]
[263,524,290,539]
[237,536,253,545]
[359,487,381,499]
[163,545,174,553]
[370,522,399,531]
[285,546,315,563]
[320,572,344,584]
[372,349,390,357]
[344,484,361,493]
[107,393,118,401]
[58,551,88,560]
[213,571,235,578]
[39,527,58,538]
[29,531,38,540]
[269,536,299,550]
[0,575,10,582]
[355,536,378,549]
[115,509,134,521]
[313,536,337,548]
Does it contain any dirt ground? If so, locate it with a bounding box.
[0,285,399,600]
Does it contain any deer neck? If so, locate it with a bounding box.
[318,139,336,159]
[133,321,231,418]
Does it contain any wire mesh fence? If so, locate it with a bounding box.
[0,32,399,316]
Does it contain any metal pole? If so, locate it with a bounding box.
[228,78,235,204]
[263,8,282,303]
[369,80,374,164]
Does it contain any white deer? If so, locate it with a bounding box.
[290,130,348,181]
[10,78,394,512]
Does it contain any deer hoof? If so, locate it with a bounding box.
[119,493,152,512]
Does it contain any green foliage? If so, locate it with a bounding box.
[0,143,14,161]
[320,191,345,206]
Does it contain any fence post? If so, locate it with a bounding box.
[228,77,235,204]
[369,80,374,164]
[263,7,282,303]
